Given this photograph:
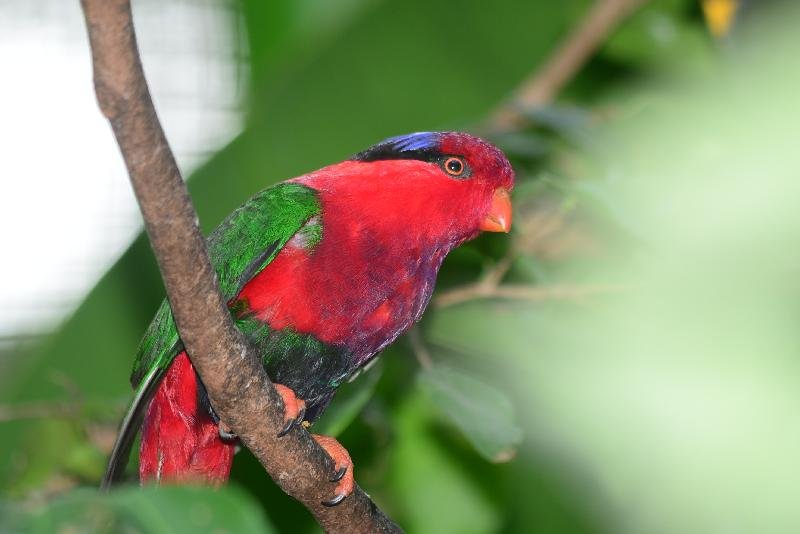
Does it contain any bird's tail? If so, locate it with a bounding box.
[101,362,165,490]
[138,351,235,484]
[101,351,234,489]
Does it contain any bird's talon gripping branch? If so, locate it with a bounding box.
[330,465,347,483]
[322,493,347,507]
[275,384,307,437]
[313,434,354,506]
[278,419,295,437]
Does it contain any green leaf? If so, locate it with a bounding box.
[13,485,274,534]
[313,360,383,437]
[0,500,23,532]
[388,390,501,533]
[419,366,522,463]
[602,1,714,69]
[5,419,106,496]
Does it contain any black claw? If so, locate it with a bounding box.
[277,418,295,437]
[322,493,347,507]
[330,466,347,482]
[277,406,307,437]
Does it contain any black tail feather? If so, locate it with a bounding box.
[100,366,165,490]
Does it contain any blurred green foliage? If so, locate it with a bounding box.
[10,485,274,533]
[418,365,522,462]
[5,0,799,532]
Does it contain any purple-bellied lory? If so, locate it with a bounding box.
[102,131,514,505]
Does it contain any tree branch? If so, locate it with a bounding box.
[434,283,626,309]
[79,1,400,531]
[437,1,648,317]
[487,0,650,133]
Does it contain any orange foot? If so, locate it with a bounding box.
[218,383,306,441]
[272,385,354,507]
[274,383,307,437]
[313,434,354,507]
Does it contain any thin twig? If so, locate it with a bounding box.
[460,0,649,309]
[438,249,516,310]
[408,328,433,370]
[479,251,516,289]
[0,402,80,423]
[0,374,89,422]
[79,1,399,532]
[487,0,650,133]
[434,283,626,309]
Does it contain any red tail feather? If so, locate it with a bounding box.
[139,352,234,484]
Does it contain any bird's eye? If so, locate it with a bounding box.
[443,157,465,177]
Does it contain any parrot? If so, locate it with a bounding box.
[101,131,514,505]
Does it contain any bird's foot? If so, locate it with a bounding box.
[275,384,307,437]
[313,434,354,506]
[270,385,351,504]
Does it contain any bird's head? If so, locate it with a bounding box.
[353,131,512,231]
[299,131,514,249]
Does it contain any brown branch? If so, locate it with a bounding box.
[480,250,516,289]
[434,283,626,309]
[433,249,516,310]
[487,0,650,133]
[79,1,400,532]
[456,1,647,310]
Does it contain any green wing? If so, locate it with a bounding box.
[102,182,320,487]
[130,182,321,386]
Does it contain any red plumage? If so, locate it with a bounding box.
[140,352,234,483]
[133,132,514,490]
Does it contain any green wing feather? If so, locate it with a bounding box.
[130,182,321,386]
[102,182,320,487]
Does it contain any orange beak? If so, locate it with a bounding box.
[479,187,512,233]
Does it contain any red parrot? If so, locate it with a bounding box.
[102,132,514,505]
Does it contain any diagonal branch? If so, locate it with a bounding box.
[487,0,650,133]
[79,1,400,532]
[430,1,649,317]
[434,282,627,309]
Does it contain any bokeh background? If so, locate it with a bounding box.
[2,0,799,532]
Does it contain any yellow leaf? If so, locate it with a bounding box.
[701,0,740,38]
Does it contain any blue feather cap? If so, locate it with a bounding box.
[351,132,443,162]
